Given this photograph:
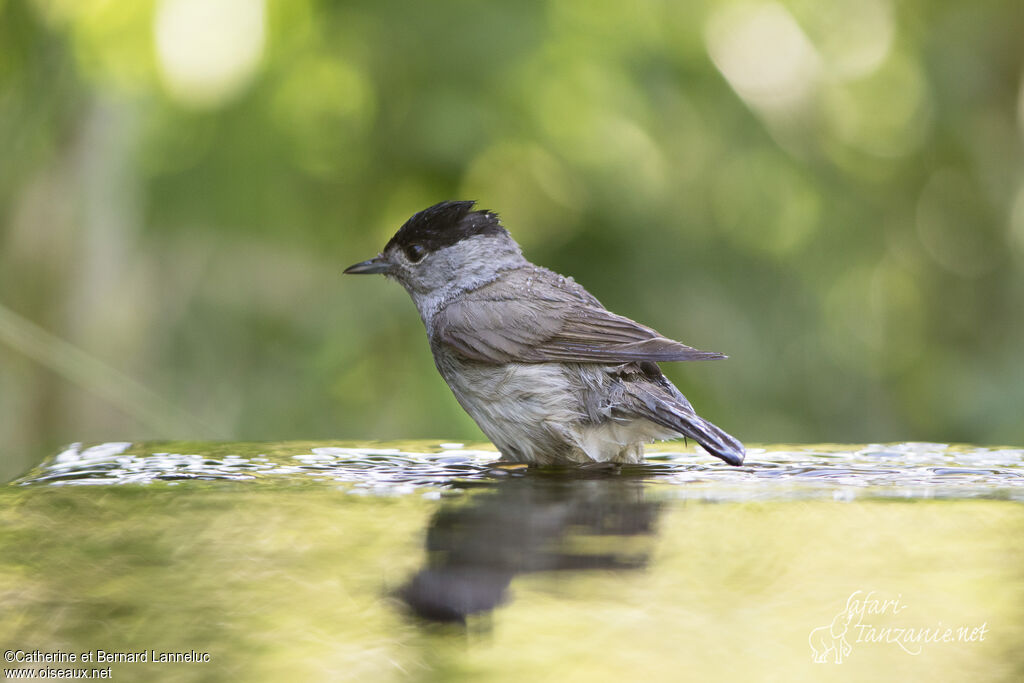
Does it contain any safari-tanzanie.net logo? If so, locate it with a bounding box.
[808,590,989,663]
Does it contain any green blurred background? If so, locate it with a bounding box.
[2,0,1023,482]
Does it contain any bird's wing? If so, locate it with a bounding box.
[433,269,725,364]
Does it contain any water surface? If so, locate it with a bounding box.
[2,441,1022,681]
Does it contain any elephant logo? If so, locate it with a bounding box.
[808,608,855,663]
[809,592,868,663]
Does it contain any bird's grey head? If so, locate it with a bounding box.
[344,201,526,305]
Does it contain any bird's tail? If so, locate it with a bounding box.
[627,385,745,466]
[665,410,745,466]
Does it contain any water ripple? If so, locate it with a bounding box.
[10,441,1024,502]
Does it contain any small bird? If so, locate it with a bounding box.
[344,201,744,466]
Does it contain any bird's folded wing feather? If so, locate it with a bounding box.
[433,276,725,364]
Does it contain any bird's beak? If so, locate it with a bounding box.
[343,255,391,275]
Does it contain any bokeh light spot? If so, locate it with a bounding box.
[823,52,932,158]
[1018,68,1024,138]
[1009,183,1024,259]
[705,2,821,115]
[154,0,266,109]
[798,0,894,81]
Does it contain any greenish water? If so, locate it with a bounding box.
[2,442,1023,682]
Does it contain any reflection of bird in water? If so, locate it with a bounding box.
[396,473,663,624]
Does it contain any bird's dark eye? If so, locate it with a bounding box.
[404,244,427,263]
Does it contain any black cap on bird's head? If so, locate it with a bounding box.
[386,201,506,257]
[344,200,507,274]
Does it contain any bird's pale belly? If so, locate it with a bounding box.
[434,354,671,465]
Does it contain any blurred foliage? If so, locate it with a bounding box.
[2,0,1024,480]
